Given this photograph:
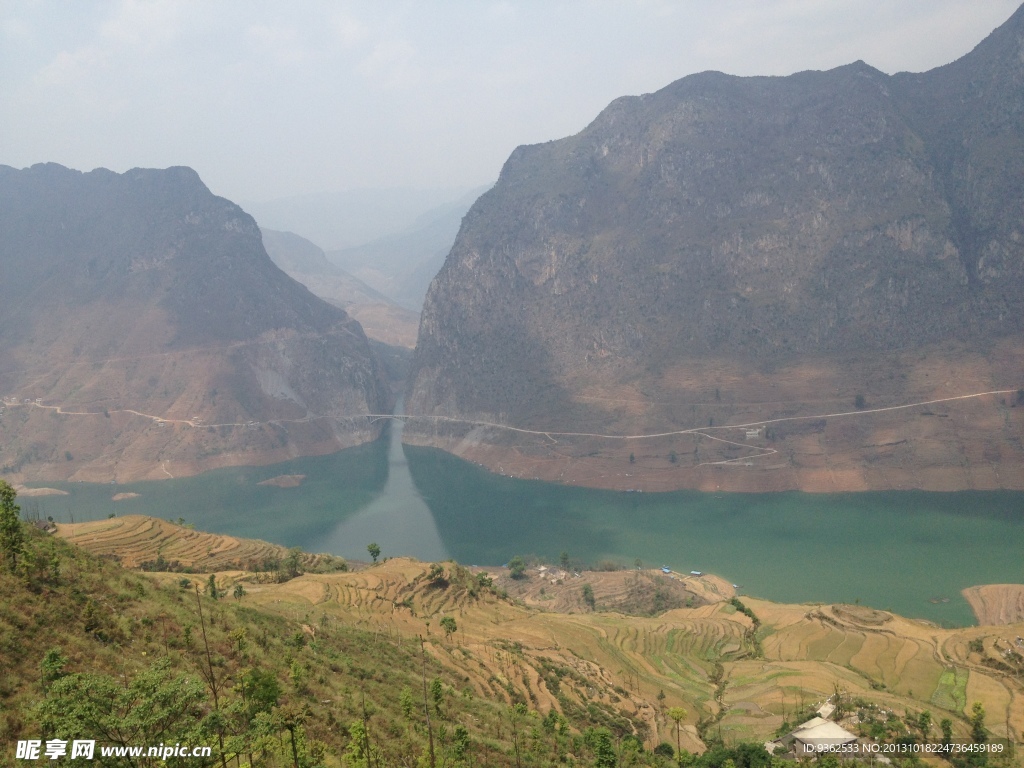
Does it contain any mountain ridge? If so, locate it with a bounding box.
[0,163,392,482]
[406,7,1024,492]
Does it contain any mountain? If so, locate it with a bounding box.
[0,163,392,482]
[260,228,420,349]
[407,7,1024,492]
[328,186,488,311]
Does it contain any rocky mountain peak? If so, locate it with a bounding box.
[406,6,1024,493]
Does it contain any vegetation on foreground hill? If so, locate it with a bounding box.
[0,484,725,766]
[3,484,1022,766]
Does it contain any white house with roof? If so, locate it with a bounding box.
[769,716,859,758]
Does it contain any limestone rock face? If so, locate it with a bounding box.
[407,7,1024,491]
[0,164,392,481]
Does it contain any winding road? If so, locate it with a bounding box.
[5,387,1016,470]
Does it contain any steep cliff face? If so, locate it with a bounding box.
[407,7,1024,491]
[0,164,392,481]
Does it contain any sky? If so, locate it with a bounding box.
[1,1,1020,204]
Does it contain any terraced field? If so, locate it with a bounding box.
[232,561,1023,750]
[55,515,344,572]
[72,518,1024,751]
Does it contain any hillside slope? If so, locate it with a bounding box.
[19,514,1023,757]
[0,164,392,483]
[407,7,1024,492]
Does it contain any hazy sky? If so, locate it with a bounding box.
[2,1,1020,203]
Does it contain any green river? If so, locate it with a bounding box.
[25,419,1024,626]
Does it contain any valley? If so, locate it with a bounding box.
[21,414,1024,626]
[4,4,1024,766]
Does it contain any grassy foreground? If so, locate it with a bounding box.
[1,506,1022,766]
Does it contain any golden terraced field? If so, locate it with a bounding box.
[55,514,341,572]
[63,519,1024,751]
[223,560,1024,749]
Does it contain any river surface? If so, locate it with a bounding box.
[26,419,1024,626]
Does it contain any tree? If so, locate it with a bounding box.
[854,394,866,409]
[367,542,381,563]
[654,742,676,759]
[589,727,617,768]
[40,648,69,692]
[970,702,987,744]
[918,710,932,740]
[240,669,281,718]
[206,574,220,599]
[283,547,303,578]
[668,707,688,763]
[507,555,526,579]
[439,615,457,641]
[344,719,372,768]
[509,703,527,768]
[452,724,470,761]
[430,678,444,715]
[629,452,635,464]
[559,551,570,571]
[399,687,415,721]
[832,682,848,720]
[0,480,25,573]
[427,563,447,585]
[233,584,246,601]
[38,659,211,761]
[582,583,596,610]
[940,718,953,746]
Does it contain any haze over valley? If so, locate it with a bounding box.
[1,4,1023,763]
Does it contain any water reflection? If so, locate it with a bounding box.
[321,411,449,562]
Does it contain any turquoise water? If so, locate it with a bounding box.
[24,428,1024,626]
[27,439,388,548]
[406,446,1024,626]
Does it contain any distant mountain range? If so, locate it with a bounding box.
[406,6,1024,492]
[260,228,420,349]
[0,163,391,482]
[327,186,488,311]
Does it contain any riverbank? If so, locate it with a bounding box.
[963,584,1024,625]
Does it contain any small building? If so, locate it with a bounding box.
[690,570,703,576]
[771,717,859,758]
[793,720,858,754]
[745,428,762,440]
